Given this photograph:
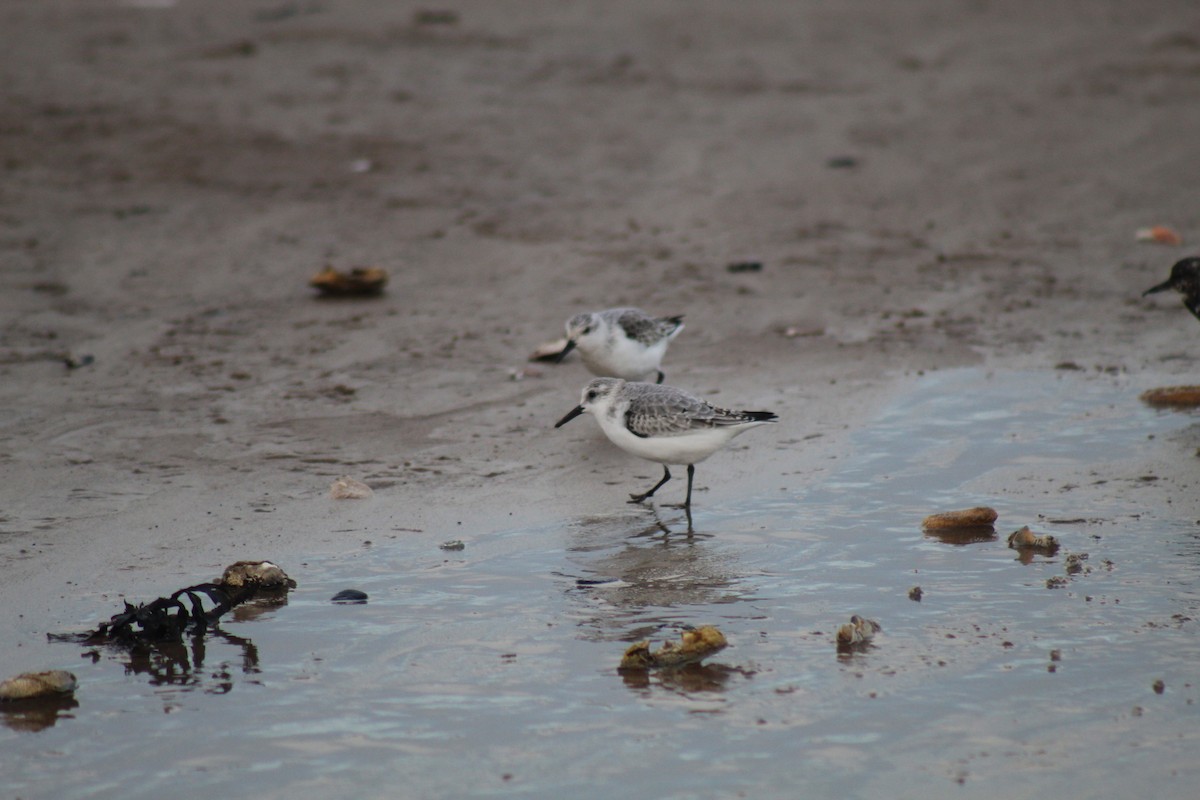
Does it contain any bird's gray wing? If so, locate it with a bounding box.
[616,309,683,345]
[623,386,745,437]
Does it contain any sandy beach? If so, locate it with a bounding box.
[2,0,1199,680]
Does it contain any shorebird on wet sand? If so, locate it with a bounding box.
[1144,257,1200,322]
[555,378,778,511]
[556,307,684,384]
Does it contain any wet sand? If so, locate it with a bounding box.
[2,0,1198,688]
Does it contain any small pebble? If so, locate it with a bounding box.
[726,261,763,273]
[331,589,368,604]
[64,354,94,369]
[440,540,465,551]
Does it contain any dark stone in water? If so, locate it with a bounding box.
[331,589,368,604]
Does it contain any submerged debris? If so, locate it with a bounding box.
[1140,386,1200,409]
[62,561,296,645]
[309,266,388,297]
[331,589,368,604]
[0,671,77,703]
[836,615,881,650]
[1008,526,1060,553]
[330,475,373,500]
[908,586,924,602]
[619,626,728,671]
[1065,552,1090,575]
[1046,576,1070,589]
[439,539,465,551]
[922,506,998,530]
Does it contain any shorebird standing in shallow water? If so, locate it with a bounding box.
[555,378,778,511]
[556,307,684,384]
[1144,257,1200,322]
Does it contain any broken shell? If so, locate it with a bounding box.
[330,475,373,499]
[219,560,296,590]
[0,670,77,702]
[1140,386,1200,408]
[1007,525,1060,553]
[783,325,823,338]
[529,338,570,362]
[1135,225,1183,246]
[508,365,543,381]
[619,625,728,671]
[922,506,998,530]
[309,266,388,297]
[836,615,881,649]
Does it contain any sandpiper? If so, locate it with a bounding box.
[555,378,778,510]
[1144,257,1200,322]
[556,307,684,383]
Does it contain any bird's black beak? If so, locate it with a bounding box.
[1143,278,1176,297]
[555,405,585,428]
[554,339,577,363]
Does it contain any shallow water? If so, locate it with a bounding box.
[4,369,1199,799]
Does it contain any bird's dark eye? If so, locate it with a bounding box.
[586,390,597,401]
[582,326,593,335]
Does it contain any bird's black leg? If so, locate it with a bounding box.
[629,465,671,503]
[655,370,665,384]
[684,464,695,509]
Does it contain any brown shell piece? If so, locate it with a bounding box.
[1007,525,1060,553]
[219,560,297,591]
[309,266,388,296]
[921,506,998,530]
[0,670,77,702]
[619,625,728,671]
[1140,386,1200,409]
[836,615,881,649]
[331,475,374,499]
